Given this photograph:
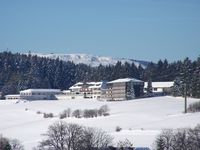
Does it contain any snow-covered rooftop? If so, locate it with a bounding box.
[88,82,102,89]
[62,90,71,93]
[75,82,84,85]
[144,82,174,88]
[69,82,83,89]
[20,89,61,93]
[70,82,103,89]
[108,78,143,84]
[5,94,20,97]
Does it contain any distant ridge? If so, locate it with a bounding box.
[31,53,149,68]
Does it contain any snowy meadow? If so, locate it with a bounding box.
[0,96,200,149]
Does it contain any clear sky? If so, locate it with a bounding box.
[0,0,200,62]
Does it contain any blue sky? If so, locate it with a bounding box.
[0,0,200,62]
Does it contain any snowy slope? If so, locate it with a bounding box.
[0,96,200,149]
[31,53,149,68]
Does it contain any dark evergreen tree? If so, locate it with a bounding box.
[172,77,183,97]
[155,135,165,150]
[147,77,153,96]
[54,59,63,89]
[126,81,135,100]
[180,57,193,97]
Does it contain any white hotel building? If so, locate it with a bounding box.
[56,81,107,100]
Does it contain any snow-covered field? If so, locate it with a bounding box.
[0,96,200,149]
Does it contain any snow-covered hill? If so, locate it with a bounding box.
[0,96,199,149]
[32,53,149,68]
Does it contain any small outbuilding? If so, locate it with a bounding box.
[144,81,174,95]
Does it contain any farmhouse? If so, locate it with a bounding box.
[144,81,174,95]
[106,78,144,100]
[20,89,61,100]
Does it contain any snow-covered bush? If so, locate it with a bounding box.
[103,112,110,116]
[59,108,71,119]
[83,109,98,118]
[59,110,67,119]
[59,112,66,119]
[116,126,122,132]
[43,113,47,118]
[82,106,110,118]
[36,111,42,114]
[187,101,200,112]
[72,109,82,118]
[99,105,110,116]
[43,113,54,118]
[64,106,110,119]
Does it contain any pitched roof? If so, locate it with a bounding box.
[144,82,174,88]
[20,89,61,93]
[108,78,143,84]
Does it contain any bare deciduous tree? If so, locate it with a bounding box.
[38,121,68,150]
[82,127,113,150]
[66,108,71,117]
[154,125,200,150]
[117,138,133,149]
[83,109,98,118]
[37,121,113,150]
[10,139,24,150]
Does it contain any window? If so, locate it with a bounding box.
[154,88,157,91]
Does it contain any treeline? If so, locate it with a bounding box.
[0,51,144,96]
[144,57,200,98]
[0,51,200,98]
